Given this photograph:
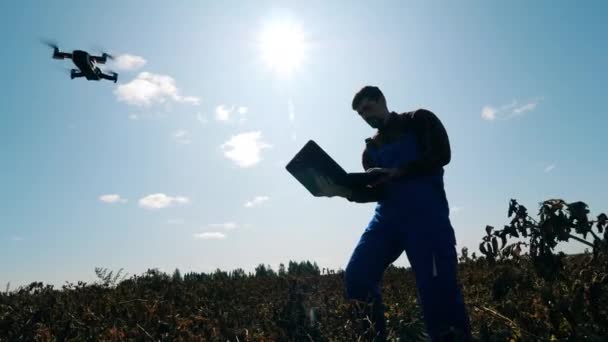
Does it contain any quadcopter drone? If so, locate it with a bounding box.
[44,42,118,83]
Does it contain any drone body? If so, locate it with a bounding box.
[50,45,118,83]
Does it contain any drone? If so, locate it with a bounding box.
[44,41,118,83]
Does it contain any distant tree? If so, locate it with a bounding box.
[287,260,321,276]
[278,263,286,276]
[94,267,129,287]
[255,264,276,277]
[212,268,229,280]
[231,268,247,279]
[172,268,183,282]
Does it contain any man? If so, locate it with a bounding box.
[315,86,472,341]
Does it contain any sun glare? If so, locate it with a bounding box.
[257,19,308,77]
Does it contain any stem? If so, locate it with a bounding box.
[588,229,601,242]
[526,215,539,225]
[568,234,594,248]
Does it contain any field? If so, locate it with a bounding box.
[1,199,606,341]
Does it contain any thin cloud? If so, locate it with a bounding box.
[513,102,539,115]
[194,232,226,240]
[167,218,185,225]
[215,105,233,121]
[115,72,200,106]
[244,196,270,208]
[99,194,127,204]
[112,54,147,71]
[215,105,249,123]
[220,131,272,168]
[481,98,543,121]
[238,106,248,123]
[139,193,189,210]
[208,222,239,230]
[544,164,556,173]
[10,236,24,241]
[172,130,191,144]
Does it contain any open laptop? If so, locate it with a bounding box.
[285,140,385,197]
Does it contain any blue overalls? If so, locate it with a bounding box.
[344,128,472,341]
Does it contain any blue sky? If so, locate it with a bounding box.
[1,1,606,288]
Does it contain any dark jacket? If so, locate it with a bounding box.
[348,109,451,203]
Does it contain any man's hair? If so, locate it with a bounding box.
[352,86,384,110]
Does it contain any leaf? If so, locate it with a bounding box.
[485,225,494,236]
[517,205,528,218]
[500,234,507,250]
[508,199,517,217]
[492,237,499,254]
[567,201,589,224]
[597,213,607,233]
[479,243,487,256]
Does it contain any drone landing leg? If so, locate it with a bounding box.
[70,70,84,80]
[99,72,118,83]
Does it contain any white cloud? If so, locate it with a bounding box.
[220,131,272,168]
[215,105,233,121]
[167,218,185,225]
[128,114,139,120]
[99,194,127,204]
[215,105,249,123]
[208,222,239,230]
[139,193,189,210]
[481,98,542,121]
[238,106,249,123]
[244,196,270,208]
[115,72,200,106]
[112,54,147,71]
[172,130,191,144]
[194,232,226,240]
[481,106,496,121]
[544,164,556,173]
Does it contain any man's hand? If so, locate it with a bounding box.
[365,167,405,187]
[312,174,353,198]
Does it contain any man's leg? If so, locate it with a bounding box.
[345,217,403,339]
[402,220,472,341]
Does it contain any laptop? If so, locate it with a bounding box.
[285,140,385,197]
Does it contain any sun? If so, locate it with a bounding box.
[257,19,309,77]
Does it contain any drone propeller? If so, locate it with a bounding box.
[40,38,59,50]
[91,45,115,60]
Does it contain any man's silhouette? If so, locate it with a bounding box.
[315,86,472,341]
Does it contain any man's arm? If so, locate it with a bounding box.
[346,147,384,203]
[398,109,451,177]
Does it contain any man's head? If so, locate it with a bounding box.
[352,86,390,129]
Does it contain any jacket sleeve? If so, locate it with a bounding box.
[346,145,384,203]
[398,109,451,176]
